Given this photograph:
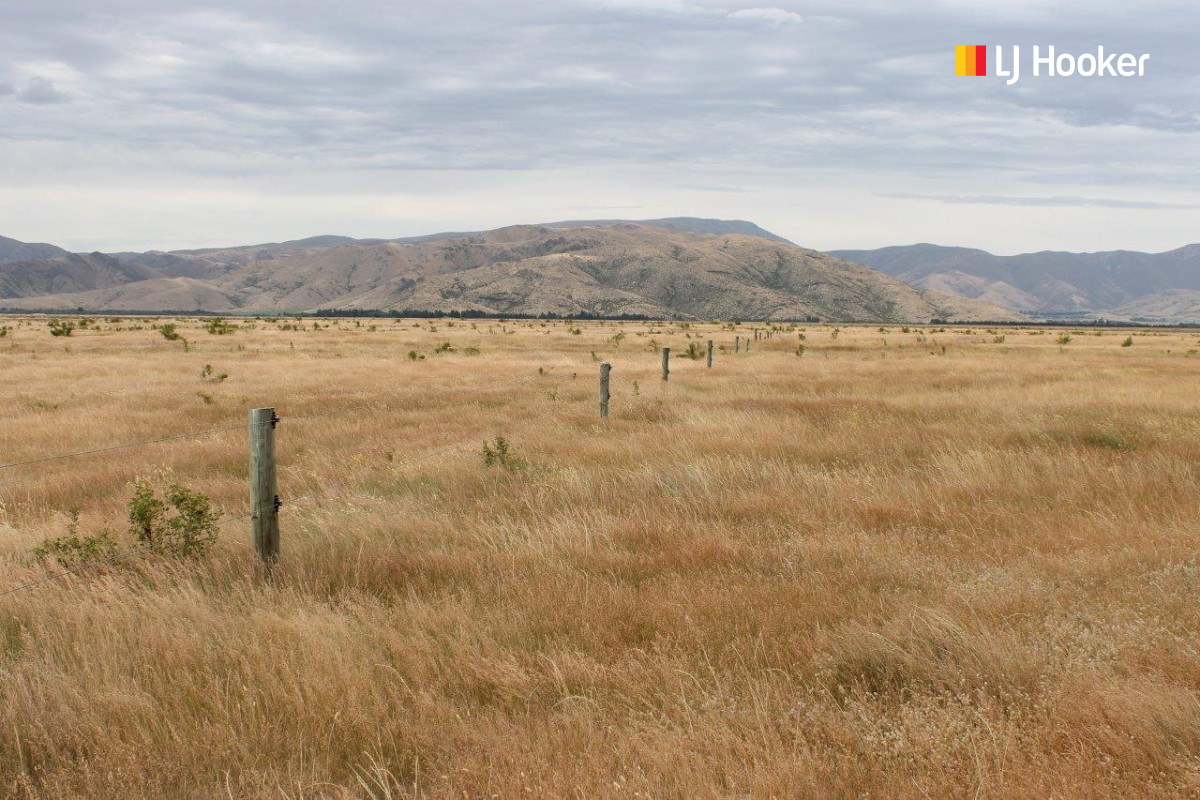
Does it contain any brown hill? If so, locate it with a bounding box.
[2,223,1023,322]
[831,242,1200,321]
[0,234,71,264]
[0,251,156,299]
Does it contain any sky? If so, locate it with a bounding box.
[1,0,1197,255]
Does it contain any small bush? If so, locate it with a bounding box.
[204,318,235,335]
[434,341,455,354]
[1122,336,1134,347]
[128,475,220,557]
[1057,333,1072,345]
[482,436,520,469]
[158,324,183,342]
[33,509,118,568]
[1083,431,1132,450]
[682,341,704,360]
[48,320,74,337]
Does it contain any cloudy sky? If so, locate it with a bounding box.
[1,0,1197,254]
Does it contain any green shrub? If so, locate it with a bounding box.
[204,318,235,335]
[1056,333,1072,345]
[158,324,182,342]
[482,436,520,469]
[1121,336,1134,347]
[33,509,118,568]
[48,320,74,337]
[128,476,220,557]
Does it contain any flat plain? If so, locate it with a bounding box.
[3,315,1200,798]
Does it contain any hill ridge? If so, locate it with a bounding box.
[831,242,1200,321]
[0,223,1020,322]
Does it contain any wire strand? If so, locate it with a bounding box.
[0,543,151,599]
[0,421,268,471]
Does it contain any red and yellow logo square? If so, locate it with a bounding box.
[956,45,987,76]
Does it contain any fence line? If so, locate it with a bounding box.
[0,422,256,472]
[2,338,735,588]
[0,497,288,598]
[0,367,564,474]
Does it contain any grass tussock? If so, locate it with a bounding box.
[2,317,1200,797]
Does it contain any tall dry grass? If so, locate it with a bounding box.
[3,316,1200,797]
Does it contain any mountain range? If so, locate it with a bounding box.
[831,243,1200,322]
[0,220,1020,323]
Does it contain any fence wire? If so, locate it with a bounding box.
[0,353,679,597]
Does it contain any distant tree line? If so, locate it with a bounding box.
[312,309,653,321]
[4,306,1200,329]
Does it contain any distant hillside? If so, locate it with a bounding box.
[541,217,792,244]
[0,235,70,264]
[0,222,1021,322]
[831,243,1200,322]
[0,252,156,299]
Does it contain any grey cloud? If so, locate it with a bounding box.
[682,184,754,193]
[17,76,69,104]
[727,8,803,26]
[0,0,1196,251]
[882,193,1200,211]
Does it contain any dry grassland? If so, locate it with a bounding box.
[3,316,1200,798]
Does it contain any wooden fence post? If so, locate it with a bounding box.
[661,347,670,381]
[599,363,611,418]
[706,339,713,368]
[735,336,740,353]
[249,407,280,563]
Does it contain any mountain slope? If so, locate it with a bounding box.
[540,217,792,243]
[0,235,71,264]
[0,252,157,299]
[0,225,1022,322]
[831,243,1200,319]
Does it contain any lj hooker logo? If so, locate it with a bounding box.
[956,45,1149,85]
[955,45,987,77]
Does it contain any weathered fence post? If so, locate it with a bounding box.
[249,407,280,563]
[706,339,713,368]
[661,347,670,381]
[599,362,611,418]
[735,336,740,353]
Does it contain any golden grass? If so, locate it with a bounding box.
[4,316,1200,797]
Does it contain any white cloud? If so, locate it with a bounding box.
[727,7,804,26]
[0,0,1196,254]
[16,76,69,104]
